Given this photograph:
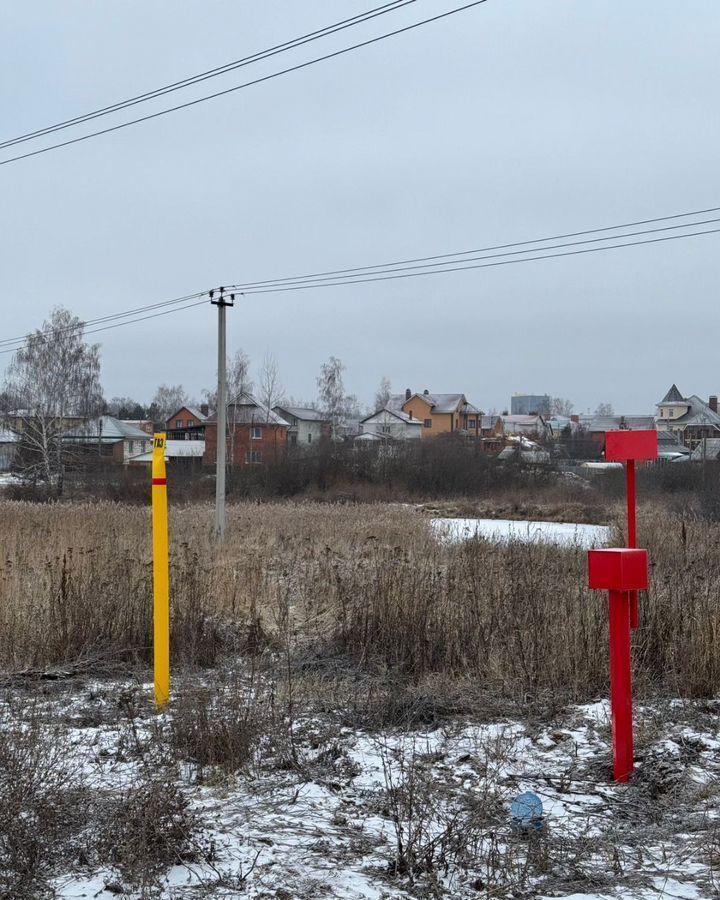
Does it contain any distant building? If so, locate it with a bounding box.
[358,408,422,441]
[61,416,152,464]
[656,384,720,450]
[121,419,154,435]
[580,414,656,458]
[128,439,205,468]
[203,392,289,466]
[511,393,550,416]
[388,389,483,437]
[166,406,207,441]
[272,405,330,448]
[501,414,551,440]
[0,429,18,471]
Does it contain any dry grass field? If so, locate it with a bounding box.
[2,494,720,898]
[1,496,719,704]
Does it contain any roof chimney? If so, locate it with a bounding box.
[405,388,411,401]
[710,395,718,413]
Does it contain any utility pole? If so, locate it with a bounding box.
[210,287,234,541]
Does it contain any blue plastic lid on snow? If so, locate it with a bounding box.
[511,792,544,830]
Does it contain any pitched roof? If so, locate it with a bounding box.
[62,416,152,441]
[360,407,422,425]
[660,384,684,403]
[405,392,466,413]
[166,405,207,423]
[207,392,290,426]
[674,399,720,428]
[273,405,328,423]
[129,439,206,462]
[583,415,655,432]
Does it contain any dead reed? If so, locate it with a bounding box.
[0,499,718,703]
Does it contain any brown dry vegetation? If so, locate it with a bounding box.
[0,496,718,709]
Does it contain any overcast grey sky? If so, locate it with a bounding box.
[2,1,719,414]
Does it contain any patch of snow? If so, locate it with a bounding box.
[432,516,610,548]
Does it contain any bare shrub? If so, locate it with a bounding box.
[167,676,269,780]
[0,708,88,899]
[98,773,204,895]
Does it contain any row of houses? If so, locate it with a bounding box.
[2,383,719,472]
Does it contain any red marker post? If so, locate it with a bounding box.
[588,548,649,782]
[605,431,658,630]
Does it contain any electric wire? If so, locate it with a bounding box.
[3,202,719,358]
[0,298,209,356]
[231,225,720,296]
[0,1,488,167]
[0,290,210,349]
[0,0,417,152]
[225,216,720,292]
[225,205,720,289]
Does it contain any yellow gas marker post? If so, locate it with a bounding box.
[152,433,170,708]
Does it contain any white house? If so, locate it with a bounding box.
[273,405,329,448]
[358,408,422,441]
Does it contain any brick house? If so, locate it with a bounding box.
[203,392,289,466]
[166,406,207,441]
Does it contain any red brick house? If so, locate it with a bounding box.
[203,392,289,466]
[166,406,207,441]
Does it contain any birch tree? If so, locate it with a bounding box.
[257,353,285,417]
[374,376,391,411]
[317,356,346,440]
[5,307,103,495]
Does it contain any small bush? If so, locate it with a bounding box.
[98,774,203,894]
[0,710,88,899]
[168,680,268,779]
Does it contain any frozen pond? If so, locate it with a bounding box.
[432,517,610,548]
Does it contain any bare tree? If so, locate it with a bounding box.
[107,396,146,419]
[227,349,253,465]
[149,384,187,424]
[595,401,614,416]
[550,396,574,416]
[257,353,285,417]
[317,356,347,440]
[4,307,103,495]
[374,376,392,411]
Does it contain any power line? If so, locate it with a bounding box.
[0,0,416,152]
[226,215,720,292]
[226,204,720,290]
[4,203,720,359]
[231,225,720,296]
[0,297,209,356]
[0,1,488,167]
[0,290,209,349]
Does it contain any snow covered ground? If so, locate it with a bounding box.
[3,681,718,899]
[432,517,611,548]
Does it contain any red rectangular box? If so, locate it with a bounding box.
[588,548,648,592]
[605,430,658,462]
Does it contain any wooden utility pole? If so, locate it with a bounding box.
[210,288,234,541]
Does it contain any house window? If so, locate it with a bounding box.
[176,419,184,428]
[381,425,391,434]
[423,419,432,428]
[246,450,262,464]
[252,426,262,440]
[308,432,312,443]
[468,418,476,429]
